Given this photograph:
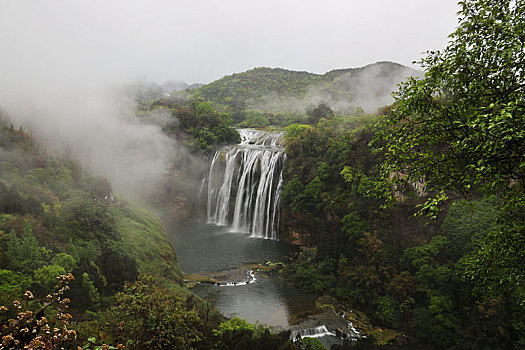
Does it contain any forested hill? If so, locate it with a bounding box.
[0,114,182,311]
[193,61,421,114]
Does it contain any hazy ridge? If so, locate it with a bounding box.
[192,61,422,114]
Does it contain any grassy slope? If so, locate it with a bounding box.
[109,203,183,283]
[0,119,183,286]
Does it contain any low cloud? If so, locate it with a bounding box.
[0,81,178,196]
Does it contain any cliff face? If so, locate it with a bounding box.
[166,193,189,219]
[146,167,205,220]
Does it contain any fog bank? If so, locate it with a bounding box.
[0,81,177,195]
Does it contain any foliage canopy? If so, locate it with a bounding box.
[376,0,525,299]
[378,0,525,206]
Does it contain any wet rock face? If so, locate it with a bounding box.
[166,194,188,219]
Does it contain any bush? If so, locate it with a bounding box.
[0,274,80,349]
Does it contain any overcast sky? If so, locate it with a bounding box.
[0,0,460,86]
[0,0,460,195]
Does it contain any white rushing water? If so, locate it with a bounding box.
[290,325,336,340]
[207,129,285,239]
[219,270,257,287]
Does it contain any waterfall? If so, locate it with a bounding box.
[207,129,285,239]
[290,326,336,340]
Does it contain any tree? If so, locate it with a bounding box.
[212,317,255,337]
[83,174,112,200]
[99,249,139,293]
[169,100,240,153]
[111,276,203,350]
[5,221,43,274]
[213,317,294,350]
[306,103,334,124]
[51,253,77,273]
[297,337,325,350]
[33,264,67,292]
[376,295,400,327]
[377,0,524,297]
[239,110,270,128]
[0,269,32,305]
[61,190,116,240]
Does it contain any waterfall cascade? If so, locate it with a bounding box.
[290,326,336,340]
[206,129,285,239]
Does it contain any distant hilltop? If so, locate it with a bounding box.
[191,61,422,114]
[133,61,421,114]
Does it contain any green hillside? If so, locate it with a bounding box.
[0,113,182,309]
[193,61,420,114]
[195,67,323,102]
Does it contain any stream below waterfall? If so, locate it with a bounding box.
[165,219,362,348]
[165,219,317,328]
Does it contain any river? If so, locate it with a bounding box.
[165,219,319,329]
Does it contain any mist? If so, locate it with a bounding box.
[0,80,178,195]
[0,0,457,196]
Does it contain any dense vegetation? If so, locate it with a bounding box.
[141,99,240,154]
[193,63,416,109]
[0,116,181,298]
[280,0,524,348]
[0,272,297,349]
[101,276,295,349]
[2,0,523,348]
[377,0,525,302]
[281,118,520,348]
[0,113,183,341]
[138,62,412,131]
[195,67,323,106]
[189,62,418,126]
[0,115,299,349]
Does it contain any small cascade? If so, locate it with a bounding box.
[290,326,336,340]
[198,177,207,200]
[219,270,257,287]
[290,310,365,344]
[341,311,365,340]
[207,129,285,239]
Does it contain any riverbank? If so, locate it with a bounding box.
[182,258,405,346]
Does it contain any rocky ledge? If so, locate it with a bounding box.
[184,267,255,287]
